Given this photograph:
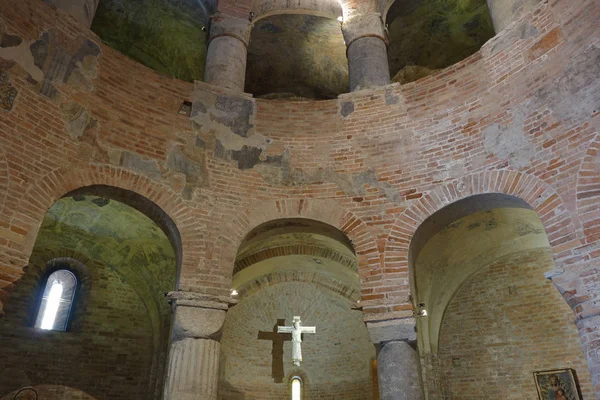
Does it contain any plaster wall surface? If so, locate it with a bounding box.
[219,281,375,399]
[0,0,600,396]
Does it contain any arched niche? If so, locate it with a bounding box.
[219,218,376,399]
[384,0,495,84]
[409,193,595,398]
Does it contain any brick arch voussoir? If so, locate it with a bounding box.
[386,170,582,278]
[576,133,600,249]
[0,146,8,217]
[220,198,381,286]
[14,164,199,281]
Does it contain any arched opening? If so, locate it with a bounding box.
[245,14,348,99]
[291,376,302,400]
[0,186,181,400]
[219,218,375,398]
[385,0,494,84]
[409,194,594,398]
[34,269,77,331]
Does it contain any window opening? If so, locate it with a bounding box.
[34,269,77,331]
[291,377,302,400]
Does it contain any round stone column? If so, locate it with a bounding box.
[45,0,99,28]
[550,266,600,398]
[485,0,541,33]
[342,13,391,92]
[367,318,425,400]
[163,292,236,400]
[205,14,252,92]
[377,340,424,400]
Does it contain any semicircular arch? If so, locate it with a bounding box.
[386,170,582,295]
[219,198,381,299]
[11,164,199,288]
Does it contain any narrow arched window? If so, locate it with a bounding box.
[34,269,77,331]
[291,377,302,400]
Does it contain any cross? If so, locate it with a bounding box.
[277,316,316,366]
[258,319,291,383]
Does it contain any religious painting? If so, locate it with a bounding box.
[533,368,581,400]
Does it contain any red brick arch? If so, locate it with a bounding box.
[576,133,600,248]
[218,198,382,293]
[0,146,8,216]
[385,170,583,294]
[9,164,200,288]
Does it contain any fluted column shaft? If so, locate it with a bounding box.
[45,0,99,27]
[342,13,391,92]
[205,14,252,92]
[166,338,220,400]
[163,292,236,400]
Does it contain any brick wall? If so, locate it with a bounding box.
[436,248,594,399]
[0,0,599,396]
[0,249,159,399]
[219,282,375,399]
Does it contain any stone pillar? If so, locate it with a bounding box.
[205,14,252,92]
[550,264,600,398]
[576,315,600,398]
[342,13,391,92]
[163,292,236,400]
[45,0,99,28]
[367,318,424,400]
[485,0,541,33]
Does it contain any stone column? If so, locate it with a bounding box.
[163,292,236,400]
[367,318,424,400]
[550,265,600,398]
[45,0,99,28]
[485,0,541,33]
[205,14,252,92]
[342,13,391,92]
[576,315,600,398]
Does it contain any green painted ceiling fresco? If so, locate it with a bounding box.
[386,0,495,83]
[35,195,177,308]
[91,0,208,82]
[245,15,348,99]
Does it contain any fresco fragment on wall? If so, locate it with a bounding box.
[0,70,17,111]
[91,0,208,82]
[387,0,495,83]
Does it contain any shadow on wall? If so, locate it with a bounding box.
[386,0,495,84]
[91,0,208,82]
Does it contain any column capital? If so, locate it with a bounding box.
[341,12,387,48]
[209,13,253,48]
[366,317,417,344]
[168,291,237,340]
[167,290,237,310]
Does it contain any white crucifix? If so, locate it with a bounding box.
[277,316,316,366]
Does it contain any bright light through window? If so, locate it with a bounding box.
[292,378,301,400]
[35,269,77,331]
[40,281,63,330]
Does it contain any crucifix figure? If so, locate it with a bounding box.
[277,316,316,366]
